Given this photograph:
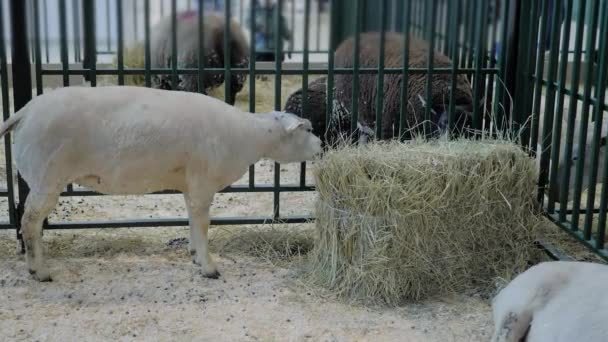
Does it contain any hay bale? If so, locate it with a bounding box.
[307,138,543,304]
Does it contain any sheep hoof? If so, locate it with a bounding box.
[203,270,221,279]
[33,269,52,282]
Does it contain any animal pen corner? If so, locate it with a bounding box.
[0,0,607,261]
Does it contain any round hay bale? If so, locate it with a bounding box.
[306,138,544,304]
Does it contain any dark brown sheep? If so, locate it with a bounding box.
[150,11,249,105]
[334,32,475,140]
[284,32,477,145]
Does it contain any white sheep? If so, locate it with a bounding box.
[491,261,608,342]
[0,86,322,282]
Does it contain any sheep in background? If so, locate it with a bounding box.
[491,261,608,342]
[0,86,321,282]
[283,32,477,146]
[150,10,249,105]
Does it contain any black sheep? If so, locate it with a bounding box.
[150,11,249,105]
[284,32,477,145]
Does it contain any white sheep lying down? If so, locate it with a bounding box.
[491,261,608,342]
[0,86,322,282]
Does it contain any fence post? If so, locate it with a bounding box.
[82,0,97,84]
[503,0,523,137]
[10,0,33,253]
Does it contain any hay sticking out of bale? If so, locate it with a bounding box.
[306,138,543,304]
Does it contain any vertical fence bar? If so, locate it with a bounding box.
[519,0,541,147]
[559,0,587,223]
[144,0,151,87]
[300,0,311,188]
[448,0,461,136]
[171,0,178,89]
[59,0,70,86]
[224,0,232,103]
[83,0,96,86]
[72,0,81,62]
[273,0,284,220]
[423,0,437,137]
[529,0,550,155]
[198,0,205,92]
[33,0,43,95]
[0,0,16,229]
[326,0,337,144]
[493,0,511,131]
[248,0,255,189]
[582,0,608,236]
[289,0,295,54]
[483,0,500,130]
[10,0,33,250]
[548,0,574,215]
[593,1,608,249]
[106,0,112,51]
[316,0,321,51]
[117,0,125,85]
[572,0,600,234]
[350,0,362,138]
[375,0,387,139]
[398,0,411,141]
[471,0,488,132]
[539,0,563,209]
[43,0,49,63]
[464,0,477,71]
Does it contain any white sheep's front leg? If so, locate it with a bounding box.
[184,192,219,279]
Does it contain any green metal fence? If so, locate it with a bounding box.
[1,0,607,260]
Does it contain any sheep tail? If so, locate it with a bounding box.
[0,107,27,138]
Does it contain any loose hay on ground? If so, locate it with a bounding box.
[305,138,545,305]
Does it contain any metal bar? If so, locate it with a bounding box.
[423,0,437,137]
[82,0,96,86]
[59,0,70,86]
[0,1,16,227]
[325,0,337,144]
[39,67,500,76]
[529,0,550,156]
[274,0,284,220]
[494,0,511,132]
[375,0,387,138]
[224,0,232,103]
[43,0,49,63]
[198,0,205,92]
[33,0,43,95]
[471,0,487,132]
[316,0,321,51]
[559,0,588,223]
[539,0,563,209]
[117,0,125,85]
[289,0,295,53]
[72,0,82,62]
[350,0,362,138]
[447,0,460,136]
[398,0,411,141]
[58,184,315,197]
[43,215,314,229]
[144,0,151,87]
[10,0,33,252]
[482,0,500,131]
[248,0,256,189]
[583,0,608,243]
[300,0,311,188]
[572,0,600,235]
[171,0,178,88]
[548,0,574,215]
[106,0,112,51]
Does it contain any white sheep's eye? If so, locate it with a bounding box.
[306,128,312,133]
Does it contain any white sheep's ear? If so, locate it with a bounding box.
[285,120,305,133]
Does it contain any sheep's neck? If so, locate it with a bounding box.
[234,114,284,165]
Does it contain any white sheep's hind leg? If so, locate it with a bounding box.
[21,190,60,282]
[184,191,219,279]
[184,195,197,255]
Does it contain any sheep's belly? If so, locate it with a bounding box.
[74,168,185,195]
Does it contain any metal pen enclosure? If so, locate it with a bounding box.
[0,0,606,261]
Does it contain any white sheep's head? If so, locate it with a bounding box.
[265,111,322,163]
